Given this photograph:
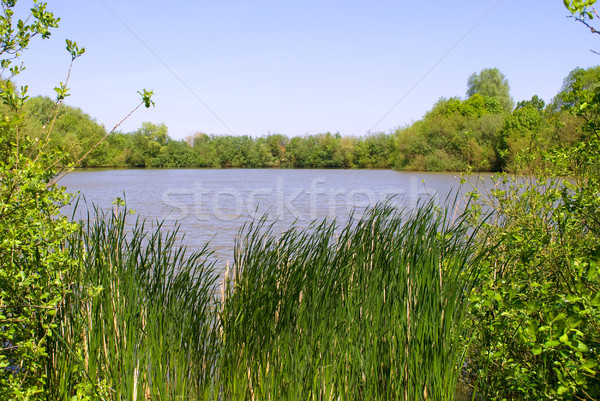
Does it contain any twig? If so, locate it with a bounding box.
[572,15,600,35]
[50,100,145,186]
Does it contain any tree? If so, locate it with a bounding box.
[516,94,546,112]
[550,66,600,111]
[137,121,168,146]
[466,67,515,112]
[187,132,220,167]
[157,138,196,167]
[265,133,288,166]
[0,2,152,398]
[23,96,108,166]
[497,101,548,171]
[286,135,315,168]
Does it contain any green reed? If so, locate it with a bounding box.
[45,198,482,400]
[220,199,482,400]
[47,205,220,400]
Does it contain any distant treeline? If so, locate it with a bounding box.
[18,66,598,172]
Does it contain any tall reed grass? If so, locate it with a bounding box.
[48,205,221,399]
[221,199,482,400]
[46,198,482,400]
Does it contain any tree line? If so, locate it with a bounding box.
[16,66,599,172]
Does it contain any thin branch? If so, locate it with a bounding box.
[44,59,75,142]
[50,100,145,185]
[573,15,600,35]
[0,318,27,324]
[1,304,60,310]
[32,59,76,165]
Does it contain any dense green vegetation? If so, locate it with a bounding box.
[20,64,594,173]
[38,199,480,400]
[462,5,600,393]
[0,4,79,399]
[2,0,600,400]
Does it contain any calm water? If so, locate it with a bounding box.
[60,169,492,263]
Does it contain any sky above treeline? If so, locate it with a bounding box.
[15,1,600,140]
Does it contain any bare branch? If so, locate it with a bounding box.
[572,15,600,35]
[50,100,145,185]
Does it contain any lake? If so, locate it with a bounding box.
[60,169,492,263]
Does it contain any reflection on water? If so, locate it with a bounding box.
[60,169,492,263]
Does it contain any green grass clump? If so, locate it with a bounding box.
[48,205,220,400]
[46,199,482,400]
[221,199,482,400]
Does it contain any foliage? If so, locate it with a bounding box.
[394,93,505,171]
[466,67,515,112]
[516,94,546,112]
[465,7,600,398]
[565,0,600,38]
[497,97,551,172]
[565,0,597,14]
[124,122,168,167]
[0,1,152,398]
[0,1,59,82]
[466,169,600,399]
[550,66,600,112]
[137,89,155,109]
[23,96,107,167]
[0,2,73,399]
[0,131,78,400]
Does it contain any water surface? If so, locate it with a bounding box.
[60,169,491,263]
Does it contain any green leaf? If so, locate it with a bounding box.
[138,89,155,108]
[590,292,600,307]
[577,341,589,352]
[526,321,538,337]
[588,259,598,280]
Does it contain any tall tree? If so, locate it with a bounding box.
[466,67,514,112]
[549,66,600,111]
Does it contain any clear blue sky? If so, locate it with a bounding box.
[16,1,600,140]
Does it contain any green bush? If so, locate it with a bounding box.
[466,61,600,401]
[0,2,152,398]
